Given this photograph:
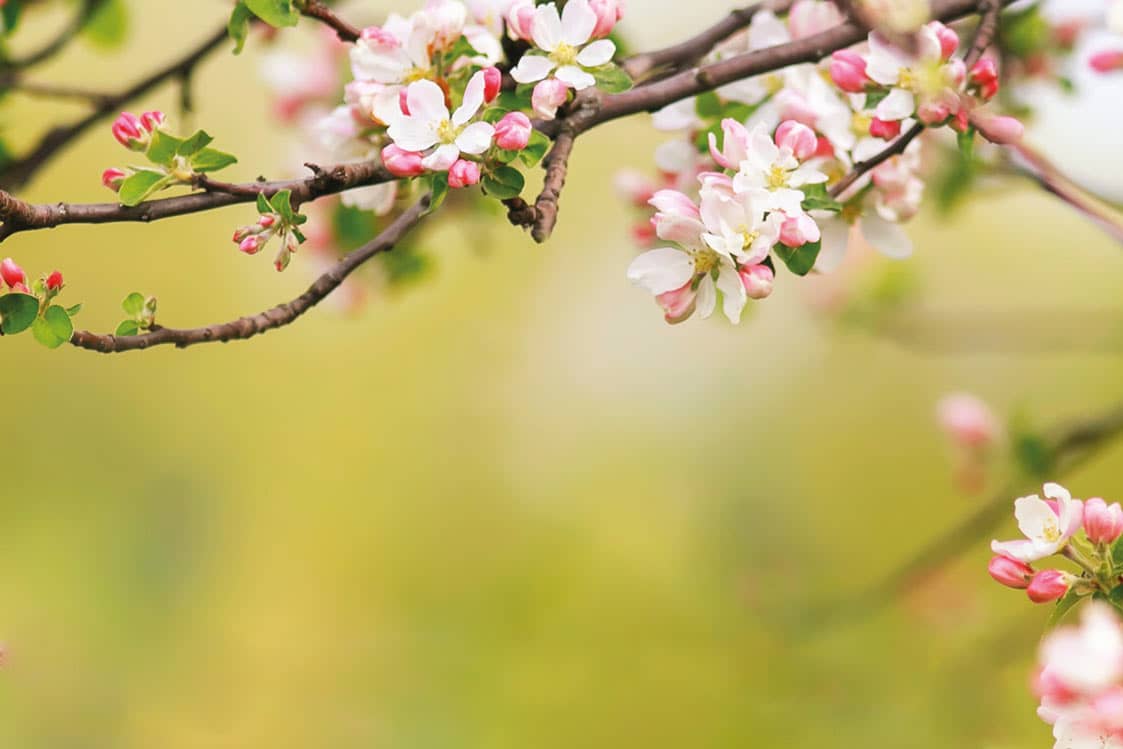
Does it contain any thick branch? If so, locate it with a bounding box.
[0,24,230,191]
[0,161,393,241]
[69,195,430,353]
[299,0,362,43]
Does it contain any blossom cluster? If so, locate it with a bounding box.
[0,258,75,348]
[619,3,1023,324]
[989,482,1123,747]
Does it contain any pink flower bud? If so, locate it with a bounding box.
[775,120,817,161]
[869,117,902,140]
[45,271,64,292]
[532,78,570,120]
[1,258,26,288]
[739,264,774,300]
[779,212,821,247]
[482,66,502,103]
[381,144,426,178]
[814,136,835,159]
[937,393,998,448]
[101,167,127,191]
[829,50,869,93]
[399,88,411,116]
[969,58,1000,99]
[111,112,147,150]
[788,0,843,39]
[506,0,536,40]
[988,554,1033,589]
[447,159,481,189]
[588,0,623,38]
[917,101,952,125]
[494,111,533,150]
[1083,498,1123,545]
[239,236,264,255]
[973,113,1024,145]
[139,110,166,133]
[931,21,959,59]
[258,214,277,229]
[1027,570,1071,604]
[656,280,697,324]
[1090,50,1123,73]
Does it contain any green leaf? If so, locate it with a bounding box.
[864,88,890,110]
[243,0,299,28]
[774,240,822,277]
[32,305,73,349]
[1012,430,1054,479]
[956,127,976,161]
[801,184,842,213]
[589,63,632,93]
[145,129,184,167]
[115,320,140,337]
[121,292,145,317]
[695,91,722,120]
[1111,536,1123,573]
[1,1,22,35]
[269,189,296,223]
[332,203,379,251]
[177,130,214,157]
[519,130,551,167]
[0,292,39,335]
[189,148,238,173]
[495,88,532,113]
[427,173,450,212]
[118,170,171,207]
[1045,589,1085,630]
[64,303,83,317]
[228,2,254,54]
[481,165,525,201]
[82,0,128,49]
[256,192,273,214]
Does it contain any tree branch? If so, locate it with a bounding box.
[830,123,925,198]
[0,23,230,191]
[0,0,98,71]
[68,195,431,353]
[299,0,362,43]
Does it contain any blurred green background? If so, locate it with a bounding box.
[2,1,1123,747]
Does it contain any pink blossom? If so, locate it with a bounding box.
[111,112,147,150]
[482,66,502,102]
[988,554,1033,589]
[45,271,64,292]
[1091,50,1123,73]
[494,111,533,150]
[0,258,26,288]
[1027,570,1072,603]
[972,113,1024,145]
[937,393,998,448]
[532,78,570,120]
[239,236,264,255]
[139,110,166,132]
[829,50,869,93]
[588,0,624,38]
[739,264,775,300]
[930,21,959,60]
[655,280,697,324]
[775,120,817,161]
[448,159,482,188]
[381,144,426,178]
[707,118,751,170]
[101,168,127,191]
[506,0,536,40]
[969,58,999,99]
[787,0,842,40]
[1084,498,1123,545]
[779,212,821,247]
[869,117,901,140]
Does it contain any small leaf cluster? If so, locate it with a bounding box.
[0,275,79,350]
[117,129,238,207]
[115,293,157,337]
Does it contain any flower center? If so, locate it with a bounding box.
[840,202,862,224]
[898,68,918,92]
[739,228,760,250]
[403,67,429,84]
[551,43,579,66]
[1042,517,1062,543]
[851,112,872,137]
[767,165,790,190]
[691,248,721,275]
[436,119,460,144]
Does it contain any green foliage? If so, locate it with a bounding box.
[82,0,128,49]
[427,172,450,212]
[520,131,551,167]
[481,166,525,200]
[332,203,380,252]
[1046,589,1086,630]
[116,292,156,337]
[242,0,299,28]
[0,292,39,335]
[178,130,214,157]
[227,2,255,54]
[1,1,22,35]
[145,130,185,167]
[590,64,632,93]
[32,305,73,349]
[801,184,842,213]
[1000,4,1052,58]
[1010,414,1055,479]
[864,89,890,110]
[774,240,822,277]
[118,170,172,207]
[189,147,238,173]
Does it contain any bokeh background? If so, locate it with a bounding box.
[2,1,1123,746]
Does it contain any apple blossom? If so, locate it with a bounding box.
[731,121,828,214]
[1091,50,1123,73]
[830,50,870,93]
[506,0,536,40]
[448,159,482,188]
[1083,498,1123,545]
[101,168,127,192]
[386,73,496,171]
[588,0,624,39]
[739,264,775,300]
[510,0,618,95]
[111,112,148,150]
[988,554,1034,589]
[991,483,1085,563]
[1027,570,1074,603]
[0,258,25,288]
[382,144,427,177]
[774,120,818,161]
[532,78,570,119]
[45,271,64,292]
[494,111,533,150]
[937,393,999,448]
[698,186,784,265]
[787,0,842,40]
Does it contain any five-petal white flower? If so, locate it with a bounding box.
[510,0,616,91]
[732,123,828,214]
[991,483,1085,563]
[386,72,496,171]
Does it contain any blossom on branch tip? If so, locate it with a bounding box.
[588,0,625,39]
[45,271,64,293]
[532,78,570,119]
[509,0,617,98]
[988,554,1034,589]
[991,483,1084,563]
[386,72,496,171]
[382,144,427,177]
[101,168,127,192]
[1084,498,1123,545]
[0,258,26,288]
[829,50,870,93]
[937,393,999,448]
[739,263,774,300]
[495,111,533,150]
[111,112,148,151]
[1027,570,1073,604]
[448,158,482,188]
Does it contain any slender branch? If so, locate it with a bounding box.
[299,0,362,43]
[69,195,431,353]
[964,0,1002,67]
[809,399,1123,632]
[830,123,925,198]
[0,161,393,242]
[0,24,230,191]
[0,0,98,71]
[622,0,795,80]
[0,76,115,106]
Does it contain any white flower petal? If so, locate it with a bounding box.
[407,79,450,123]
[560,0,596,46]
[454,70,487,126]
[511,54,556,84]
[627,248,696,294]
[531,3,563,51]
[388,118,439,152]
[990,539,1040,563]
[694,276,717,319]
[455,121,496,154]
[716,266,747,324]
[859,215,913,259]
[876,88,915,121]
[813,216,852,272]
[555,65,596,90]
[576,39,616,67]
[421,144,461,171]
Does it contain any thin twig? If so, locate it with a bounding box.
[0,0,98,71]
[69,195,431,353]
[299,0,362,43]
[830,123,925,198]
[0,76,115,106]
